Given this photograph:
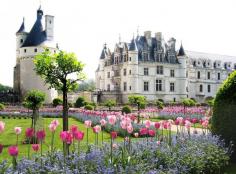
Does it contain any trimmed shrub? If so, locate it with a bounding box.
[52,98,63,107]
[68,102,73,108]
[212,71,236,161]
[104,99,116,111]
[122,105,132,114]
[84,104,93,110]
[74,97,85,108]
[156,100,164,109]
[0,103,5,111]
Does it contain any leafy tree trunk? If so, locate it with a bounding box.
[137,104,140,123]
[32,109,39,144]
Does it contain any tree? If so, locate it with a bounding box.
[34,49,85,154]
[156,100,164,109]
[0,83,12,93]
[212,71,236,161]
[128,95,146,123]
[104,99,116,111]
[77,79,96,92]
[23,90,45,142]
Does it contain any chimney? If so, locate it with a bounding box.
[45,15,54,41]
[144,31,151,40]
[155,32,162,41]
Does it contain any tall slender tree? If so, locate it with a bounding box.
[34,49,85,154]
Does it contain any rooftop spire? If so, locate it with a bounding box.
[178,42,186,56]
[16,17,25,34]
[119,33,121,43]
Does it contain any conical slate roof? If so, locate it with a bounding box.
[22,7,47,47]
[129,37,138,51]
[100,44,108,59]
[16,18,26,34]
[178,43,186,56]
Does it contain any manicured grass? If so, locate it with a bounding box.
[0,117,122,161]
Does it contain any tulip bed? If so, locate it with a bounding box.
[0,107,233,173]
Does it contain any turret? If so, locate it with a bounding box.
[16,18,28,58]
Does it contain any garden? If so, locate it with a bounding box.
[0,49,235,173]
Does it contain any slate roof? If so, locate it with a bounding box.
[186,51,236,63]
[16,18,26,34]
[178,43,185,56]
[21,7,47,47]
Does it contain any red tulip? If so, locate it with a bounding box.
[36,130,46,141]
[148,130,156,137]
[32,144,40,152]
[74,131,84,141]
[139,127,148,135]
[110,131,118,139]
[8,146,18,157]
[60,131,73,144]
[154,122,161,129]
[25,128,34,138]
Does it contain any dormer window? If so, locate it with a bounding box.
[20,39,23,43]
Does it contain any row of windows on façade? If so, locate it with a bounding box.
[107,66,223,80]
[106,80,213,93]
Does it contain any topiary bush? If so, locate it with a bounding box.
[211,70,236,161]
[74,97,86,108]
[52,98,63,107]
[156,100,164,109]
[122,105,132,114]
[0,103,5,111]
[84,104,93,110]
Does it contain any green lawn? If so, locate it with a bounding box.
[0,117,122,161]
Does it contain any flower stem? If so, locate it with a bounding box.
[27,138,30,159]
[110,137,113,164]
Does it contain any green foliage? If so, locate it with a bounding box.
[77,79,95,92]
[122,105,132,114]
[23,90,45,110]
[84,104,93,110]
[0,103,5,111]
[52,98,63,107]
[104,99,116,110]
[182,98,196,107]
[205,97,215,107]
[156,100,164,109]
[34,49,86,92]
[75,97,86,108]
[128,95,146,110]
[212,71,236,161]
[0,84,12,93]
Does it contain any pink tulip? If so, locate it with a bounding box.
[112,143,118,149]
[84,120,92,128]
[139,127,148,135]
[185,120,192,129]
[36,130,46,141]
[51,119,59,127]
[154,122,161,129]
[148,129,156,137]
[74,131,84,141]
[0,144,3,154]
[14,127,22,135]
[107,115,117,125]
[144,120,152,128]
[127,125,133,134]
[0,121,5,133]
[49,123,57,132]
[8,146,18,157]
[134,132,139,138]
[202,120,209,128]
[111,131,118,139]
[70,125,78,138]
[60,131,73,144]
[25,128,34,138]
[93,125,101,133]
[100,119,107,126]
[32,144,40,152]
[157,141,161,145]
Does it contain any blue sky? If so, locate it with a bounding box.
[0,0,236,86]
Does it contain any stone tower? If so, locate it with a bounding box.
[14,6,58,103]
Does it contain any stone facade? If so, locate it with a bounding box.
[13,7,58,103]
[95,31,236,103]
